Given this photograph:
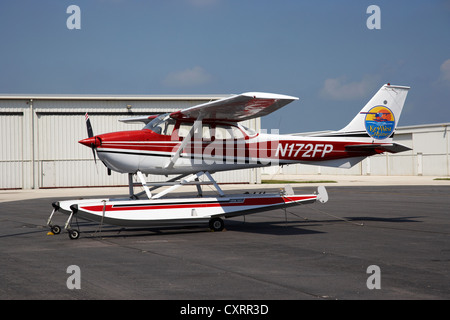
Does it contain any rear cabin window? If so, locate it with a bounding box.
[176,122,246,140]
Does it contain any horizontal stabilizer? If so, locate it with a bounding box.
[119,115,158,124]
[345,143,411,153]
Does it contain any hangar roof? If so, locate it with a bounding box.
[0,94,229,101]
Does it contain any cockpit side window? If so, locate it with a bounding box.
[144,113,175,136]
[164,121,175,136]
[177,123,191,138]
[176,122,212,140]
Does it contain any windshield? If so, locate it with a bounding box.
[144,113,175,135]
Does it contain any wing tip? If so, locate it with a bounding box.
[241,92,299,101]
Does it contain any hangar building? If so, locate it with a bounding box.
[1,94,448,189]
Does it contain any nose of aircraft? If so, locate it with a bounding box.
[79,136,101,148]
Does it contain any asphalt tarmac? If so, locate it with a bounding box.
[1,185,449,301]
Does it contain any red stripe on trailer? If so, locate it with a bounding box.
[80,195,316,213]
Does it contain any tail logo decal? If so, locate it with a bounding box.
[361,106,395,139]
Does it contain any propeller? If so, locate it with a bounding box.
[86,113,97,164]
[85,112,94,138]
[79,113,108,175]
[82,112,99,164]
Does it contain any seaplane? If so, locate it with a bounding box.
[47,83,410,239]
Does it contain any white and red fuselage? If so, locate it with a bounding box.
[78,85,411,176]
[77,85,410,176]
[79,118,390,175]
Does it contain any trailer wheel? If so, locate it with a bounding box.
[68,229,80,240]
[209,218,224,232]
[51,225,61,235]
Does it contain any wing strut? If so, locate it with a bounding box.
[136,171,152,199]
[164,115,204,170]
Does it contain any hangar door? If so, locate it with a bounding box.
[0,112,23,189]
[37,112,145,188]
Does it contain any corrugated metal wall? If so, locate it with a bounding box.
[37,112,142,188]
[0,96,260,189]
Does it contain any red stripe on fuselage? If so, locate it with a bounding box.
[94,130,378,162]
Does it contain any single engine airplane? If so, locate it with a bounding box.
[47,83,410,239]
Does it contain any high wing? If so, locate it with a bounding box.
[169,92,298,121]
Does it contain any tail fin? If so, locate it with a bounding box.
[338,84,410,141]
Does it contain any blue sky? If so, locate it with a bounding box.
[1,0,449,133]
